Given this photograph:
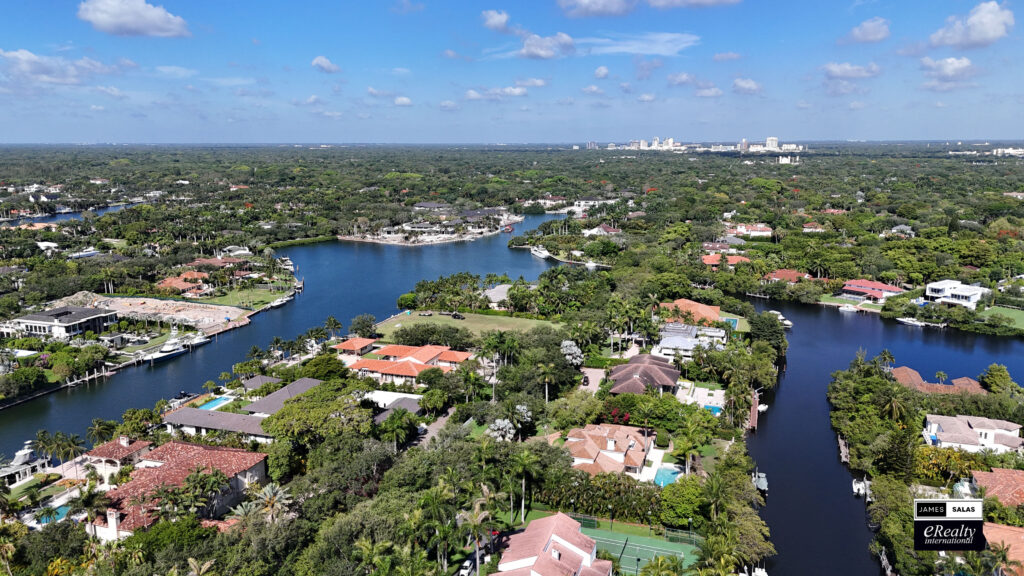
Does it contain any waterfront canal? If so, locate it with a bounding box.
[0,214,559,456]
[746,300,1024,575]
[3,215,1024,575]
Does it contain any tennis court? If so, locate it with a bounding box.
[581,526,695,575]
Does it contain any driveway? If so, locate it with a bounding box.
[419,407,454,445]
[580,368,604,393]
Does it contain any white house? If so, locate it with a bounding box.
[923,414,1024,454]
[0,306,118,340]
[652,323,726,361]
[725,223,773,237]
[925,280,992,311]
[573,196,617,210]
[582,223,621,237]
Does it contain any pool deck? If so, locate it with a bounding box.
[638,448,667,482]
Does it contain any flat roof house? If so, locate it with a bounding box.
[163,409,274,444]
[925,280,992,310]
[923,414,1023,454]
[652,323,726,361]
[243,377,323,418]
[1,306,118,339]
[496,512,613,576]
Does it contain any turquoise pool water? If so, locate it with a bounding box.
[199,397,232,410]
[40,504,70,524]
[723,318,739,329]
[654,468,681,488]
[704,405,723,416]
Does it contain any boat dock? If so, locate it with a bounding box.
[838,435,850,463]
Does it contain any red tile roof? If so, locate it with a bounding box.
[766,268,811,283]
[843,279,904,294]
[892,367,987,395]
[974,468,1024,507]
[499,513,599,573]
[984,523,1024,576]
[98,442,265,533]
[660,298,721,324]
[331,337,377,351]
[350,358,452,378]
[86,438,152,462]
[702,254,750,267]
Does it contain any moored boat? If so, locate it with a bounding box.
[896,317,926,327]
[145,338,188,362]
[530,245,551,259]
[838,304,858,313]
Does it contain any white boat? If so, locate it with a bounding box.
[187,333,211,347]
[767,310,793,329]
[757,403,769,413]
[852,478,867,497]
[530,245,551,259]
[269,297,288,308]
[584,260,598,270]
[145,338,188,362]
[896,317,927,327]
[838,304,858,313]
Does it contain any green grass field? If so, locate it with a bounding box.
[204,288,286,309]
[819,295,853,305]
[6,478,64,503]
[376,311,558,340]
[980,306,1024,328]
[720,312,750,332]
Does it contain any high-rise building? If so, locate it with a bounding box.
[640,139,648,150]
[766,137,779,149]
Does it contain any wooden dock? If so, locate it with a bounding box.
[838,435,850,463]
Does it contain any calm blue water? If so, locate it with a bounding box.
[0,214,559,457]
[198,397,232,410]
[745,302,1024,575]
[3,204,131,226]
[654,467,680,488]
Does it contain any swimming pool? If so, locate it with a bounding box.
[654,467,681,488]
[199,397,233,410]
[40,504,70,524]
[723,318,739,329]
[704,405,723,416]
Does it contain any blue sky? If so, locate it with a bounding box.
[0,0,1020,143]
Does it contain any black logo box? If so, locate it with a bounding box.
[916,502,947,518]
[914,520,986,551]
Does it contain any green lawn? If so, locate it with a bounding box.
[860,302,884,311]
[6,478,64,503]
[692,381,723,391]
[376,311,558,341]
[204,288,285,309]
[720,312,749,332]
[981,306,1024,329]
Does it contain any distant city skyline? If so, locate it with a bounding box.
[0,0,1020,143]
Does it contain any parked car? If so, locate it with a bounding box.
[452,312,465,320]
[418,311,433,316]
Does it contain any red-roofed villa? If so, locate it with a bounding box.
[496,512,613,576]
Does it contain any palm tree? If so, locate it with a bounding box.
[935,371,948,385]
[86,419,116,447]
[882,389,907,422]
[35,506,59,524]
[879,349,895,369]
[641,555,685,576]
[703,473,727,523]
[255,483,292,524]
[228,501,263,523]
[380,409,415,453]
[69,485,112,526]
[537,362,557,404]
[509,448,540,523]
[187,558,216,576]
[34,430,55,464]
[353,537,393,576]
[0,537,15,576]
[989,541,1024,576]
[634,398,657,449]
[324,316,343,340]
[62,434,86,480]
[457,500,492,575]
[394,545,436,576]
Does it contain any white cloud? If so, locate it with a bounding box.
[582,84,604,94]
[822,62,880,79]
[796,100,811,109]
[465,89,483,100]
[594,65,609,78]
[713,51,741,61]
[920,56,975,91]
[316,110,343,120]
[849,101,866,110]
[849,17,890,43]
[558,0,635,17]
[481,9,510,31]
[516,78,547,87]
[0,49,112,85]
[90,104,105,111]
[520,32,575,59]
[77,0,189,37]
[647,0,741,7]
[94,85,125,99]
[207,77,254,87]
[391,0,424,14]
[824,79,863,96]
[634,57,663,80]
[439,100,459,111]
[667,72,694,85]
[311,56,340,74]
[619,82,633,92]
[496,86,528,96]
[394,96,412,106]
[155,65,196,78]
[637,93,656,102]
[304,95,321,105]
[696,85,722,97]
[732,77,761,94]
[367,86,393,98]
[443,49,460,59]
[931,1,1014,48]
[391,67,411,75]
[576,32,699,56]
